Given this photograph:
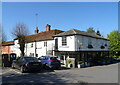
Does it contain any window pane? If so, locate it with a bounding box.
[62,36,67,46]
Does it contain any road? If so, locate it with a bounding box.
[1,63,119,84]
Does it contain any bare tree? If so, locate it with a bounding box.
[0,24,2,44]
[2,31,7,43]
[12,22,29,56]
[0,24,7,44]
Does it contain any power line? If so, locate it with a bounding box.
[35,13,38,27]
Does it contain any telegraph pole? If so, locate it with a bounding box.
[35,13,38,27]
[35,13,38,57]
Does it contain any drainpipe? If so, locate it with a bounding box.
[35,41,37,57]
[46,41,47,56]
[74,35,76,51]
[26,44,27,56]
[52,43,54,56]
[8,46,9,54]
[64,55,66,66]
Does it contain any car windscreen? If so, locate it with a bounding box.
[50,57,58,60]
[24,57,38,62]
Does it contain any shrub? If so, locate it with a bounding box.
[78,61,84,64]
[67,59,72,64]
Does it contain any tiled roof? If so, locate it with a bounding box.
[54,29,109,40]
[2,41,14,46]
[25,29,64,43]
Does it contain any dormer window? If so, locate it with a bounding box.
[62,36,67,46]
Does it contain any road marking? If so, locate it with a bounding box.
[10,69,22,74]
[1,68,12,75]
[1,68,22,75]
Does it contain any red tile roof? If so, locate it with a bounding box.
[2,41,14,46]
[25,29,64,43]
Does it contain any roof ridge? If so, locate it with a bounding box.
[26,29,63,37]
[72,29,77,34]
[54,29,109,40]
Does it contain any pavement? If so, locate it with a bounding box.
[1,63,119,84]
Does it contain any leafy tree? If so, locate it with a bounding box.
[86,27,95,33]
[87,27,102,36]
[107,30,120,51]
[12,22,29,56]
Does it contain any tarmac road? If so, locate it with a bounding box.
[1,63,119,84]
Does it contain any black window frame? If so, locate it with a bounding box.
[62,36,67,46]
[31,43,33,48]
[44,41,47,47]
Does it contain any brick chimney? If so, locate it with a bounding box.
[34,27,39,34]
[46,24,51,31]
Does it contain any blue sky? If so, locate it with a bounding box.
[2,2,118,41]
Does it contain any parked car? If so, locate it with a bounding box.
[37,56,61,69]
[11,56,43,73]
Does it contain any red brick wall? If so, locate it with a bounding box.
[2,46,13,54]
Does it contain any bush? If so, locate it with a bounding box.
[66,59,72,67]
[78,61,84,64]
[16,56,21,60]
[67,59,72,64]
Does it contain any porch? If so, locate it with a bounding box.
[55,51,110,68]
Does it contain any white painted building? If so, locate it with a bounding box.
[13,24,63,57]
[54,29,109,52]
[13,25,110,66]
[53,29,110,66]
[25,40,55,57]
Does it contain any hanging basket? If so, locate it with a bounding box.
[88,44,93,48]
[101,45,105,49]
[105,44,107,46]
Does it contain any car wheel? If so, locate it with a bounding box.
[11,63,15,69]
[56,67,60,70]
[44,64,49,70]
[20,66,25,73]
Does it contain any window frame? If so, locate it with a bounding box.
[31,43,33,48]
[62,36,67,46]
[44,41,47,47]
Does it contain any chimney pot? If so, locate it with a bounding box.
[46,24,51,31]
[34,27,39,34]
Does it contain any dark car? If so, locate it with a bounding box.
[38,56,61,69]
[11,56,43,73]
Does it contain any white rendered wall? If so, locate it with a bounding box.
[75,35,109,51]
[24,40,55,57]
[56,36,75,51]
[55,35,109,52]
[13,40,21,57]
[36,40,54,57]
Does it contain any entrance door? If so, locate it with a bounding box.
[2,54,11,67]
[55,38,58,51]
[10,53,17,66]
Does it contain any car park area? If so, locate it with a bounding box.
[11,56,43,73]
[2,63,119,84]
[37,56,61,69]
